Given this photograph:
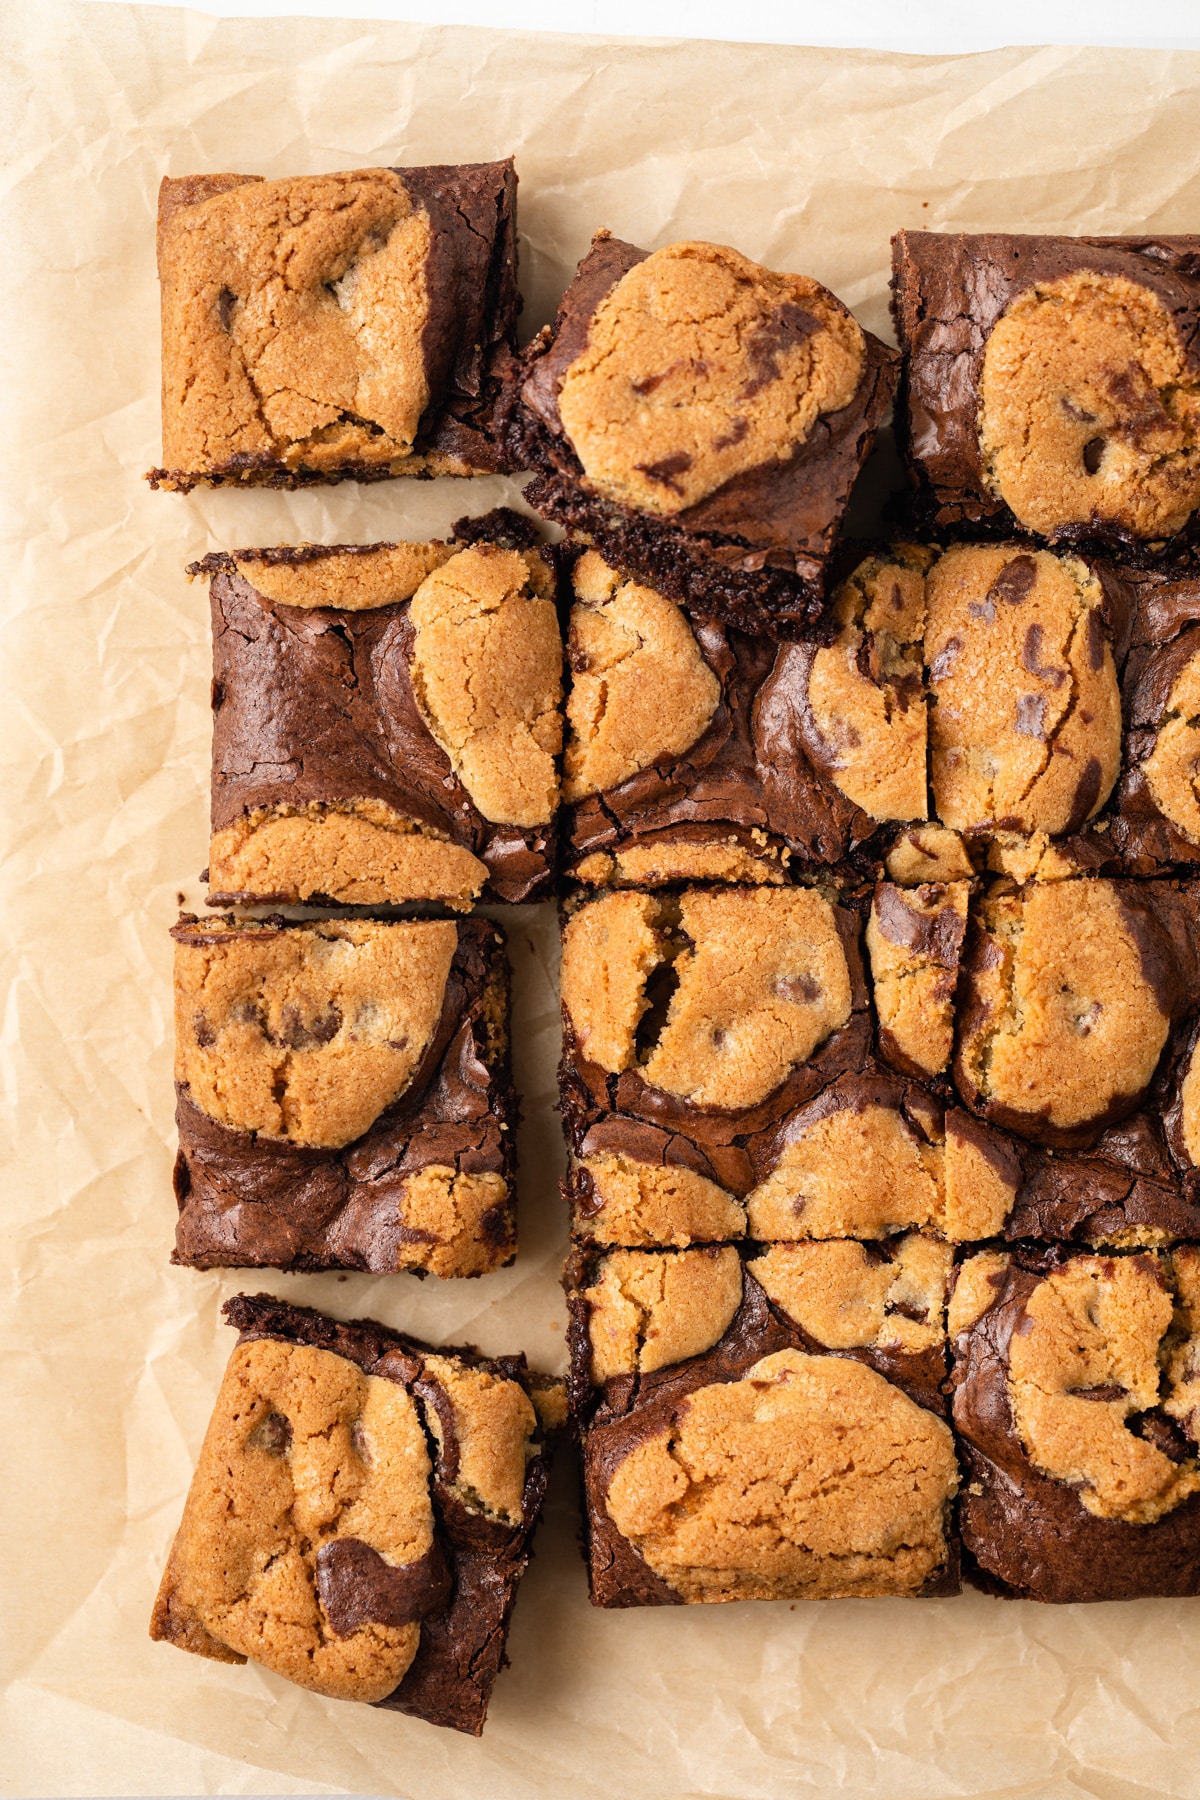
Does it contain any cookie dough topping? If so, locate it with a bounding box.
[956,880,1171,1139]
[584,1247,744,1380]
[418,1354,538,1525]
[979,270,1200,540]
[152,1340,442,1702]
[175,918,456,1148]
[745,1097,943,1240]
[868,880,969,1078]
[754,1234,952,1354]
[563,552,720,798]
[576,1153,747,1247]
[1008,1255,1200,1523]
[409,544,563,828]
[604,1349,958,1601]
[396,1167,511,1279]
[803,547,931,822]
[1143,643,1200,843]
[556,241,866,516]
[925,545,1121,836]
[161,172,434,475]
[231,543,453,610]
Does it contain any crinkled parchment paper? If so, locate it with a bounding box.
[4,6,1200,1794]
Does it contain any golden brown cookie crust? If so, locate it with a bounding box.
[805,548,930,823]
[584,1248,744,1380]
[941,1115,1019,1242]
[556,241,866,517]
[1009,1255,1200,1524]
[947,1250,1012,1338]
[979,271,1200,540]
[745,1102,943,1241]
[159,172,435,479]
[638,888,853,1110]
[884,826,975,886]
[150,1339,435,1702]
[956,880,1170,1136]
[867,881,969,1078]
[1180,1036,1200,1168]
[174,918,456,1148]
[564,553,720,799]
[409,545,563,829]
[577,1153,747,1247]
[560,891,666,1074]
[395,1167,511,1278]
[604,1348,957,1602]
[1143,646,1200,844]
[419,1354,537,1524]
[572,840,788,888]
[754,1235,952,1355]
[925,546,1121,836]
[230,543,454,610]
[207,800,488,909]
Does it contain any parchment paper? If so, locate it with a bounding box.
[5,7,1200,1794]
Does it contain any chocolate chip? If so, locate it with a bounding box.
[275,1004,342,1050]
[1066,1384,1127,1403]
[1021,623,1067,688]
[193,1012,215,1048]
[740,301,821,399]
[316,1536,453,1636]
[248,1409,292,1455]
[887,1300,930,1323]
[1086,608,1107,672]
[929,636,962,683]
[774,973,822,1004]
[989,556,1038,608]
[713,416,750,450]
[634,452,693,492]
[1015,693,1048,739]
[1131,1411,1193,1462]
[216,287,237,332]
[1083,436,1106,474]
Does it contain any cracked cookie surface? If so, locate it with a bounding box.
[409,545,563,828]
[1008,1254,1200,1523]
[1142,644,1200,844]
[754,1235,952,1355]
[979,271,1200,540]
[556,241,866,517]
[868,880,969,1079]
[583,1247,744,1381]
[230,543,454,610]
[925,545,1121,836]
[603,1347,957,1601]
[563,552,720,799]
[802,547,930,822]
[955,880,1171,1143]
[574,1152,747,1246]
[174,918,457,1148]
[159,172,434,479]
[150,1339,440,1703]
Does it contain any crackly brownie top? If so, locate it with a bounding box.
[753,1235,952,1356]
[563,552,720,799]
[979,270,1200,541]
[925,546,1121,836]
[560,886,853,1110]
[173,918,457,1148]
[551,240,866,517]
[160,171,438,474]
[955,1249,1200,1526]
[602,1347,958,1602]
[802,545,931,824]
[955,879,1173,1142]
[407,544,563,827]
[159,1337,445,1703]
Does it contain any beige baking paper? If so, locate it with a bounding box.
[3,6,1200,1795]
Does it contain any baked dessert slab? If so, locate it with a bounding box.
[892,230,1200,559]
[1112,566,1200,870]
[197,511,563,909]
[149,162,518,491]
[505,232,899,634]
[566,1246,959,1606]
[150,1293,565,1733]
[562,545,933,886]
[950,1247,1200,1601]
[171,915,517,1276]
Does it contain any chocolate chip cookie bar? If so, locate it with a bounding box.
[892,230,1200,560]
[950,1248,1200,1601]
[1111,566,1200,870]
[148,162,518,492]
[505,232,899,634]
[566,1246,959,1605]
[151,1293,565,1732]
[171,915,517,1276]
[197,513,563,909]
[561,545,933,887]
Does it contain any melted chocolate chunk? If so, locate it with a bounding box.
[316,1537,453,1635]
